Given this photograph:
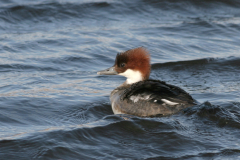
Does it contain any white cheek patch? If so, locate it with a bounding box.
[119,69,143,84]
[161,99,179,105]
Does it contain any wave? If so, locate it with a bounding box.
[0,1,112,24]
[152,56,240,70]
[1,101,240,159]
[183,101,240,129]
[0,63,62,72]
[0,0,239,25]
[0,54,99,72]
[151,56,240,97]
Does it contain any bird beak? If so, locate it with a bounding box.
[97,66,118,75]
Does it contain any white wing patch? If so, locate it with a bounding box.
[130,95,150,103]
[161,99,179,105]
[129,96,179,105]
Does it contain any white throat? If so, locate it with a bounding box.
[119,69,143,84]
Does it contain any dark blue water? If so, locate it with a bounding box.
[1,0,240,159]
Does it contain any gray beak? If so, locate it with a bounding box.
[97,66,118,75]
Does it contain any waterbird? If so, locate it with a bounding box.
[97,47,197,117]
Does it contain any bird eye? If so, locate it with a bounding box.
[120,63,125,67]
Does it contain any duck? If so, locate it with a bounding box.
[97,47,197,117]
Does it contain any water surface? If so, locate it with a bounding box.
[0,0,240,159]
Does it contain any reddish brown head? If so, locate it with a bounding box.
[114,47,151,80]
[97,47,151,84]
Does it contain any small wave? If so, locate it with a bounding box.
[0,54,98,72]
[151,57,240,95]
[183,101,240,129]
[152,56,240,70]
[146,148,240,159]
[0,63,62,72]
[1,0,238,25]
[0,1,112,24]
[144,0,240,8]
